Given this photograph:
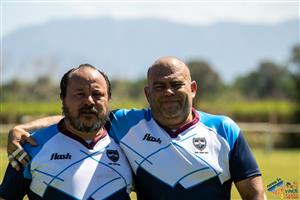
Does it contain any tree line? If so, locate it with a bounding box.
[1,44,299,103]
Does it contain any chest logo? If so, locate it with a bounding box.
[143,133,162,144]
[193,137,207,151]
[106,150,119,162]
[50,153,72,160]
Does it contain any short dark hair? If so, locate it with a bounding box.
[60,64,112,100]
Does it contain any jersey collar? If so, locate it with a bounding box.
[57,119,108,149]
[158,108,199,138]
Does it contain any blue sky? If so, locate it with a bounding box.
[1,1,299,38]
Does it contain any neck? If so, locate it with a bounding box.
[155,110,194,129]
[64,119,105,140]
[166,114,194,129]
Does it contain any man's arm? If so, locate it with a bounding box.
[0,164,31,200]
[235,176,267,200]
[7,115,63,170]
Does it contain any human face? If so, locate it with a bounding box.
[145,59,197,128]
[63,67,109,134]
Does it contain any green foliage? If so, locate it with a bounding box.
[1,76,60,102]
[1,44,299,124]
[291,44,300,67]
[234,61,297,100]
[289,44,300,102]
[109,98,148,110]
[0,99,148,123]
[196,100,298,123]
[187,60,224,102]
[0,102,62,123]
[111,78,147,101]
[1,100,298,123]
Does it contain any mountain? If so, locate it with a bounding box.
[2,18,299,83]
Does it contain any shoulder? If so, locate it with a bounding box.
[197,110,240,150]
[107,108,151,142]
[111,108,151,119]
[29,123,59,145]
[109,108,151,127]
[24,123,60,157]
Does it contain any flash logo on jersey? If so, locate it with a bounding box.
[106,150,119,162]
[50,153,72,160]
[143,133,162,144]
[193,137,207,151]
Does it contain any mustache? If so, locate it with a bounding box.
[79,105,99,114]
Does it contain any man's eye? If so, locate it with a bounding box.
[75,93,84,97]
[172,83,184,89]
[154,85,164,90]
[93,93,103,99]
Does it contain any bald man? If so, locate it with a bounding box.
[5,57,266,200]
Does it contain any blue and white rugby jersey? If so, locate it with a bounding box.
[106,108,261,200]
[0,120,133,200]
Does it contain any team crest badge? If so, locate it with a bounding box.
[193,137,207,151]
[106,150,119,162]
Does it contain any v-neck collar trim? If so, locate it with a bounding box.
[157,108,199,138]
[57,119,108,149]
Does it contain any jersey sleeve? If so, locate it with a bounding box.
[229,132,261,182]
[0,164,31,200]
[107,108,150,143]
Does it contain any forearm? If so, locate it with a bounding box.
[242,191,267,200]
[13,115,63,132]
[236,176,266,200]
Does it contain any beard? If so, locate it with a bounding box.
[62,103,109,133]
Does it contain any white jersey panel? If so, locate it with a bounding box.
[119,117,231,189]
[29,132,132,199]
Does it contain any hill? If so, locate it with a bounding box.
[2,18,299,83]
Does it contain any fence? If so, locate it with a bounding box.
[238,123,300,151]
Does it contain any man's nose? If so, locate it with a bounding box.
[164,87,175,96]
[83,95,95,105]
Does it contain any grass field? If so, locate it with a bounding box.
[0,134,299,200]
[1,100,298,124]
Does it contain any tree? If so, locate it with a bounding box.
[187,60,224,102]
[235,61,296,99]
[290,44,300,101]
[1,76,59,102]
[291,45,300,68]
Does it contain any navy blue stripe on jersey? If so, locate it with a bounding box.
[0,164,31,200]
[229,132,261,182]
[135,167,232,200]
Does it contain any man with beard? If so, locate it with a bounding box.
[0,64,133,200]
[5,57,266,200]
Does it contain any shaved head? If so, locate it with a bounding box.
[147,56,192,82]
[145,56,197,128]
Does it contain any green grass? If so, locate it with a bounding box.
[197,100,299,122]
[1,102,62,116]
[231,148,300,199]
[1,100,298,123]
[0,133,299,200]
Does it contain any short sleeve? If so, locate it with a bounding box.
[229,132,261,182]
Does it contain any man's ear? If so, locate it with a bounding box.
[144,86,150,101]
[191,80,197,98]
